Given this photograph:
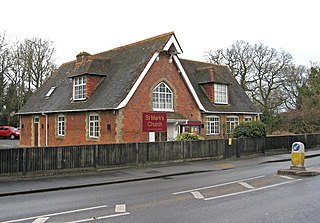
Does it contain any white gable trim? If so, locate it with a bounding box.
[173,55,206,111]
[116,52,206,111]
[163,35,183,54]
[116,52,160,109]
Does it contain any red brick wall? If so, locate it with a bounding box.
[200,114,258,140]
[20,115,46,147]
[20,111,117,147]
[120,52,202,142]
[20,115,32,146]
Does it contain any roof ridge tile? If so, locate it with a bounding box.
[100,31,174,54]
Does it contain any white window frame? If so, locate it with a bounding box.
[206,116,220,135]
[45,86,56,98]
[244,116,253,122]
[57,115,65,136]
[226,116,239,134]
[214,83,228,104]
[89,113,99,138]
[152,82,173,111]
[73,76,86,100]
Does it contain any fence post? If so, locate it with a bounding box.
[22,148,27,177]
[135,143,139,165]
[262,137,266,155]
[236,138,240,158]
[181,140,184,160]
[94,144,99,169]
[57,147,62,169]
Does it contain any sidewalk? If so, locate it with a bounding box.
[1,149,320,197]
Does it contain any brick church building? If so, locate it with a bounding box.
[18,32,260,147]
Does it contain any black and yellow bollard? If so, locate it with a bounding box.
[291,142,305,170]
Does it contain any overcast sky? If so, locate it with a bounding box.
[1,0,319,67]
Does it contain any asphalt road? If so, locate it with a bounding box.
[1,156,320,223]
[0,139,20,149]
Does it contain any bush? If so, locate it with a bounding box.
[275,109,320,134]
[232,121,266,138]
[176,132,204,141]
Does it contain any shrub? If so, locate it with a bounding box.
[176,132,204,141]
[232,121,266,138]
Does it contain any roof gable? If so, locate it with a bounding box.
[163,34,183,54]
[179,59,260,114]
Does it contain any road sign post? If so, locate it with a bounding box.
[291,142,305,170]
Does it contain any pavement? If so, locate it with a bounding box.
[1,149,320,197]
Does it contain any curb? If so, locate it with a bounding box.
[277,168,320,176]
[261,153,320,164]
[0,169,213,197]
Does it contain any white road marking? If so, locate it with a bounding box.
[115,204,126,213]
[191,191,204,199]
[0,205,108,223]
[278,175,295,180]
[238,181,255,189]
[173,175,265,195]
[204,179,302,201]
[66,212,130,223]
[32,218,49,223]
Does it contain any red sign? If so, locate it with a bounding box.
[142,112,167,132]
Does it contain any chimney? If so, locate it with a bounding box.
[76,52,91,63]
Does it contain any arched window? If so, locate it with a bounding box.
[152,82,173,111]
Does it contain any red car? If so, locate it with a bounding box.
[0,126,20,139]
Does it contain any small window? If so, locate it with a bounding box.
[73,76,86,100]
[206,116,220,135]
[214,84,228,104]
[226,116,239,134]
[34,117,40,123]
[45,87,56,98]
[152,82,173,111]
[89,114,99,138]
[58,115,65,136]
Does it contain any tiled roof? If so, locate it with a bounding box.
[18,32,259,115]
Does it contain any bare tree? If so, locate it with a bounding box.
[205,40,253,91]
[281,64,308,110]
[249,44,292,115]
[19,38,57,90]
[9,38,57,109]
[0,32,11,122]
[0,32,57,126]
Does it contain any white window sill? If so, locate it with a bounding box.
[153,109,174,112]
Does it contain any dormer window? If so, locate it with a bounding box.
[214,83,228,104]
[73,75,86,100]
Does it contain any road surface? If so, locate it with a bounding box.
[1,157,320,223]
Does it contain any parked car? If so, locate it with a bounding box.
[0,126,20,139]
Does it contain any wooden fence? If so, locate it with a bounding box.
[1,133,320,176]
